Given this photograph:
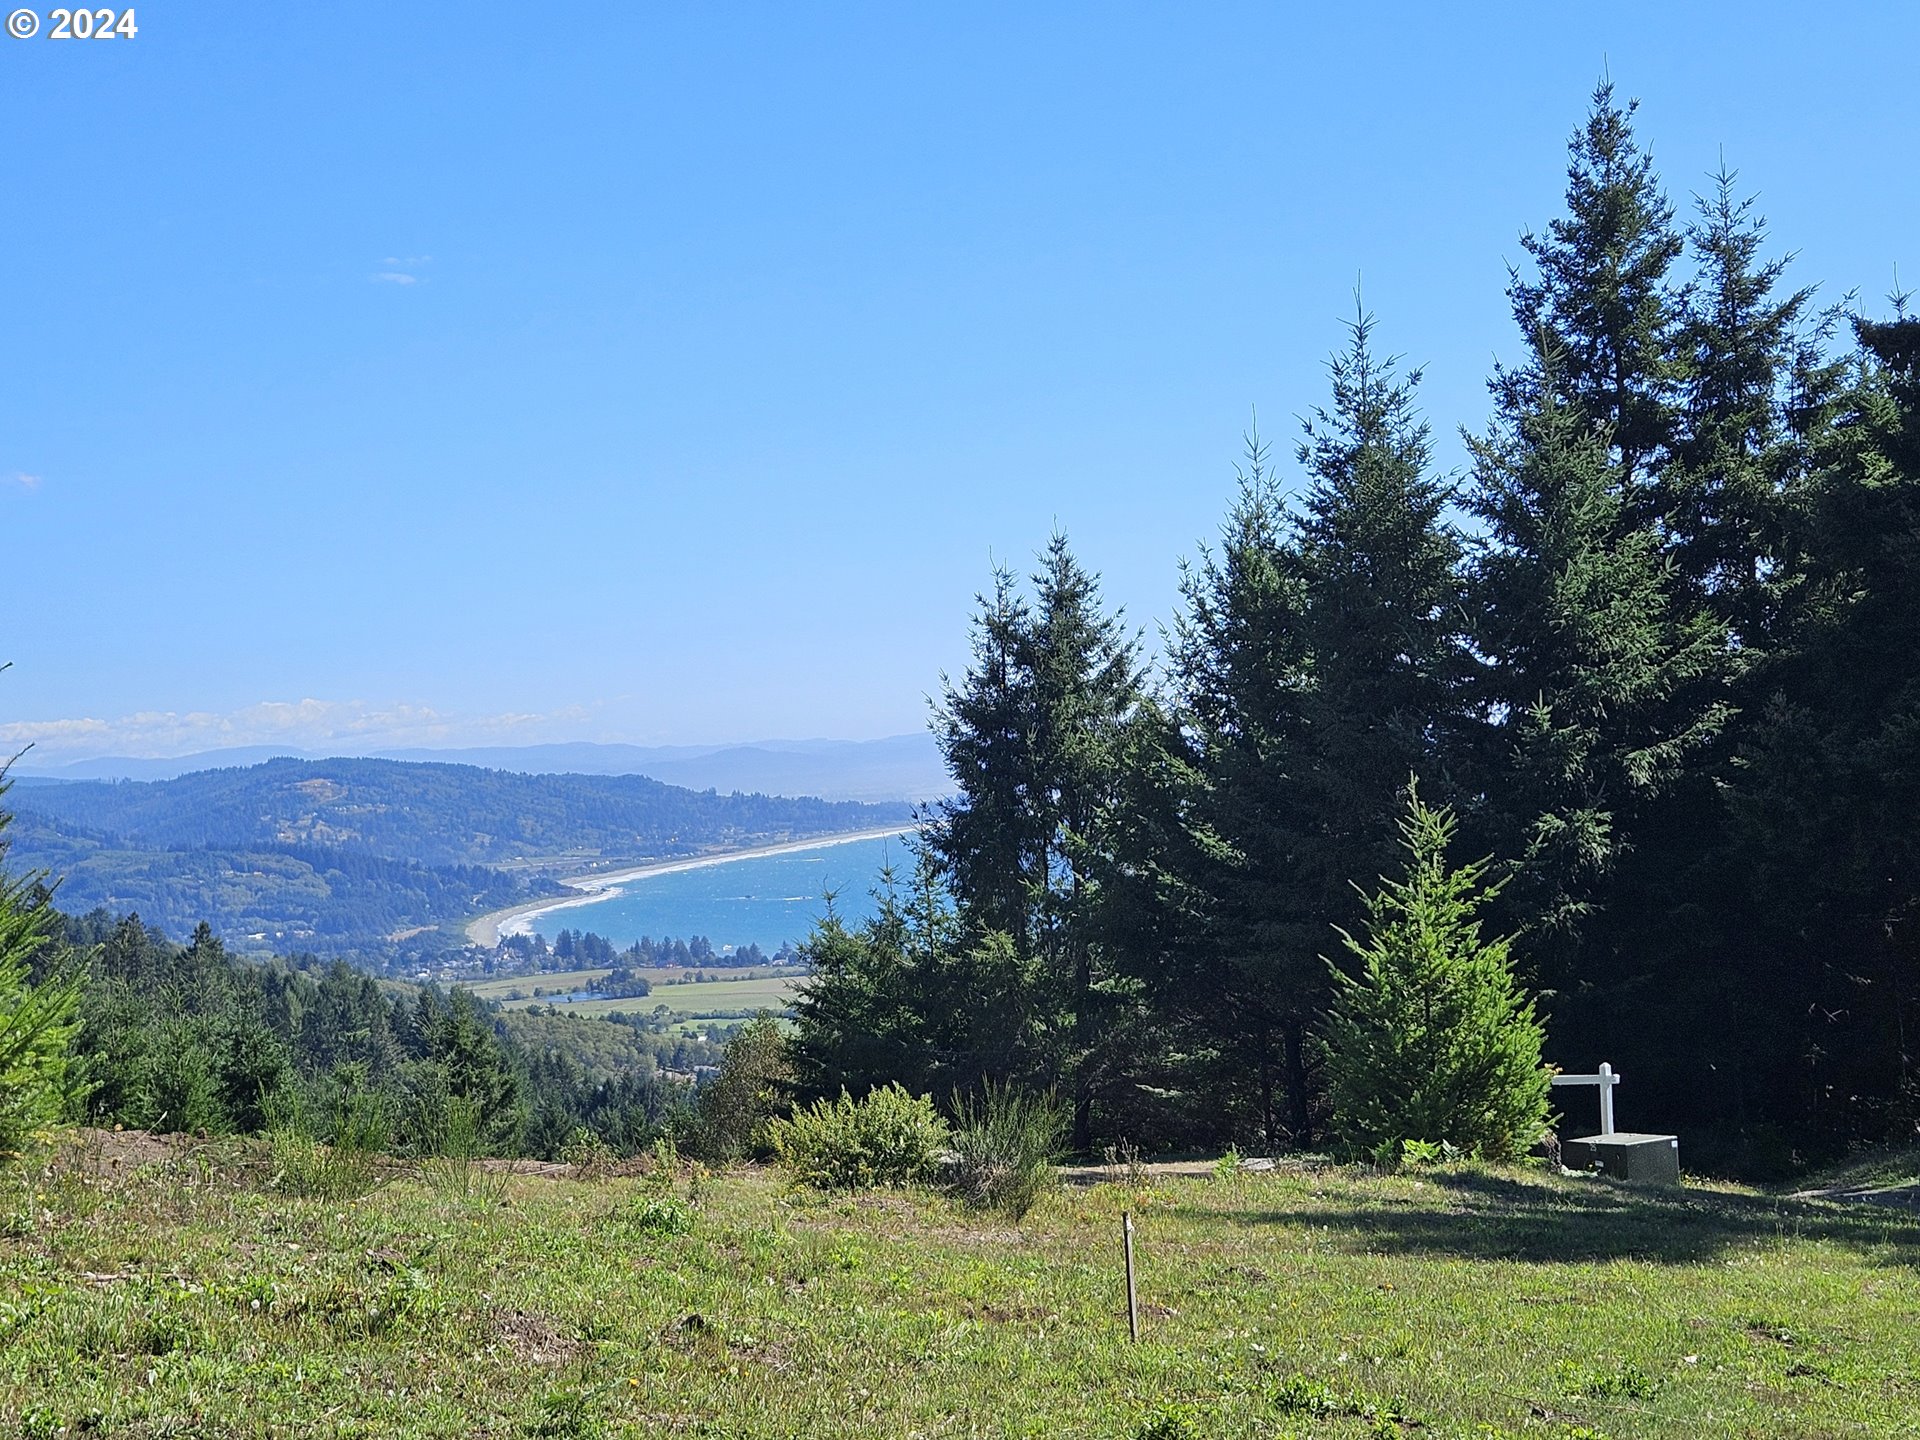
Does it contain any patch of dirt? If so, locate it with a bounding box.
[476,1158,574,1177]
[1060,1159,1212,1187]
[495,1309,582,1366]
[1788,1180,1920,1211]
[55,1128,183,1175]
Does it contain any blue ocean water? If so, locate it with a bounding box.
[529,832,916,954]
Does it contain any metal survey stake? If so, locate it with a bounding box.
[1122,1211,1139,1342]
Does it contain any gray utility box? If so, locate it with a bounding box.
[1565,1132,1681,1186]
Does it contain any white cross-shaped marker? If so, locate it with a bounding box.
[1550,1061,1621,1135]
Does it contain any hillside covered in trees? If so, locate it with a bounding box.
[791,83,1920,1177]
[31,908,714,1161]
[8,810,567,952]
[11,757,909,867]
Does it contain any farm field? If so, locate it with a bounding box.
[496,971,801,1022]
[4,1141,1918,1437]
[469,966,792,1001]
[465,967,614,1001]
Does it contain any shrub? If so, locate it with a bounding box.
[417,1092,508,1205]
[267,1069,392,1200]
[692,1014,791,1163]
[768,1084,948,1190]
[948,1081,1065,1218]
[557,1126,617,1176]
[622,1193,693,1235]
[1324,785,1552,1162]
[1133,1404,1203,1440]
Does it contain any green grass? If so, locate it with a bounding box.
[5,1140,1919,1437]
[469,967,794,1009]
[466,967,614,1002]
[501,973,800,1021]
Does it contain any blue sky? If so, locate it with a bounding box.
[3,2,1913,761]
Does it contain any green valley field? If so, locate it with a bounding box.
[4,1140,1917,1438]
[470,969,801,1029]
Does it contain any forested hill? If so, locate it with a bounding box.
[10,810,569,951]
[11,757,911,869]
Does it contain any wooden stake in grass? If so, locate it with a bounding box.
[1122,1211,1139,1342]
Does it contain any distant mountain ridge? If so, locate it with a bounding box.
[18,734,949,802]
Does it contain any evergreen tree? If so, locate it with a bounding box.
[693,1013,792,1162]
[926,568,1038,950]
[1666,164,1830,643]
[1292,306,1475,929]
[1726,310,1920,1146]
[790,867,942,1100]
[924,536,1144,1146]
[1470,84,1731,1011]
[1164,430,1319,1142]
[0,750,83,1155]
[1324,785,1551,1161]
[1469,363,1727,970]
[1162,312,1471,1145]
[1501,79,1687,502]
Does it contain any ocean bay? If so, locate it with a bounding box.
[519,831,917,954]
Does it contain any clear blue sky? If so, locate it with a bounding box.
[3,2,1913,761]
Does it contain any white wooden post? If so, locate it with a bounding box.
[1550,1063,1623,1136]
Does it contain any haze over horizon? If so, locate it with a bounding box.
[5,2,1912,761]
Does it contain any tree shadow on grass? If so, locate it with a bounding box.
[1222,1169,1920,1268]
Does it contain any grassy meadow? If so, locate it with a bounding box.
[3,1137,1917,1438]
[475,970,802,1027]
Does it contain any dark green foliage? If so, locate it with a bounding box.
[0,758,83,1155]
[1713,313,1920,1149]
[1500,80,1687,497]
[1154,310,1470,1145]
[1323,788,1551,1161]
[791,853,1057,1108]
[1468,357,1727,969]
[917,537,1148,1145]
[38,905,699,1159]
[692,1013,791,1163]
[1666,165,1833,644]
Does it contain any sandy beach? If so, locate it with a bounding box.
[462,825,917,947]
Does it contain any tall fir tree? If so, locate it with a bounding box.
[1725,310,1920,1148]
[1164,430,1320,1142]
[1162,312,1472,1144]
[1292,306,1475,920]
[1500,79,1687,505]
[1470,83,1732,1036]
[1665,164,1828,643]
[1468,354,1727,992]
[921,536,1145,1146]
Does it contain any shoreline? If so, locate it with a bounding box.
[462,825,918,947]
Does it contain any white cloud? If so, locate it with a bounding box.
[0,699,598,763]
[371,272,418,285]
[6,472,41,491]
